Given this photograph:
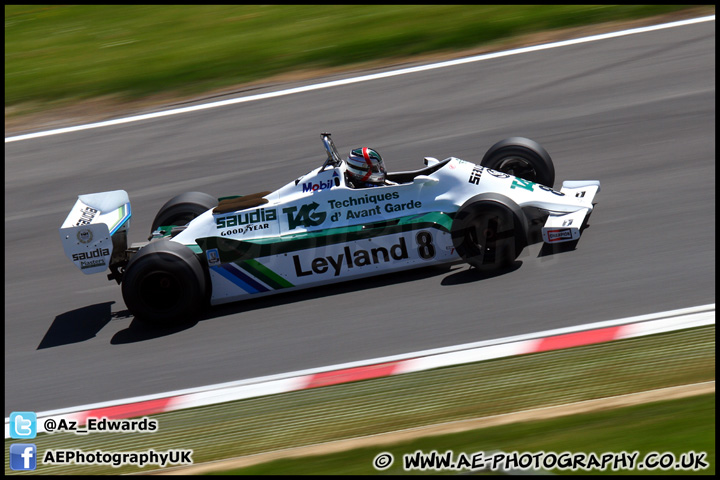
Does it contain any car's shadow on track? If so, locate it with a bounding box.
[39,302,197,349]
[440,261,523,285]
[110,316,199,344]
[44,252,542,347]
[109,262,477,344]
[38,301,126,349]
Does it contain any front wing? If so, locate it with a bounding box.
[541,180,600,244]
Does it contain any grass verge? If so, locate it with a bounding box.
[5,6,707,112]
[215,392,715,475]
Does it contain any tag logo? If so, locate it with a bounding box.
[283,202,327,230]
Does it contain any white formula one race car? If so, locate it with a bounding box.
[60,133,599,326]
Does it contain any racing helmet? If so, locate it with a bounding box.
[346,147,387,185]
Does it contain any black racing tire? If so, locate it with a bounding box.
[151,192,218,233]
[121,240,207,326]
[451,195,528,272]
[480,137,555,188]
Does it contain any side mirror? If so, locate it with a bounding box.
[320,132,342,171]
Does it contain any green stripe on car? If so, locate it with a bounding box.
[240,259,294,289]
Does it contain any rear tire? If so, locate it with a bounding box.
[122,240,206,326]
[452,197,527,272]
[481,137,555,188]
[151,192,218,233]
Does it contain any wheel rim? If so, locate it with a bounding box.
[496,156,537,182]
[464,212,516,267]
[138,270,183,311]
[466,215,500,260]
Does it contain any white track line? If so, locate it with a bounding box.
[5,15,714,144]
[5,303,714,438]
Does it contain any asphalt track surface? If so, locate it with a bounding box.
[5,19,715,415]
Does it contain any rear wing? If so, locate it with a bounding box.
[59,190,132,275]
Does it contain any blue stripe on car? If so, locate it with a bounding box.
[213,263,269,294]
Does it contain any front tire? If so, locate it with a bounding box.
[122,240,207,326]
[481,137,555,188]
[452,197,527,271]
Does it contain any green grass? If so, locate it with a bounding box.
[5,5,701,109]
[213,393,715,475]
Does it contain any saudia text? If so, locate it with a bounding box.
[74,206,98,226]
[72,248,109,261]
[216,208,277,229]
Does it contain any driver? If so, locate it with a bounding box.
[345,147,395,188]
